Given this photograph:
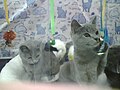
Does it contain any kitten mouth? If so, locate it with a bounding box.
[28,60,39,65]
[86,42,98,46]
[86,43,90,45]
[94,41,108,53]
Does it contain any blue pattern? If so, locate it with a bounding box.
[0,0,120,57]
[82,0,92,12]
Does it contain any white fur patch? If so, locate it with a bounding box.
[52,39,66,60]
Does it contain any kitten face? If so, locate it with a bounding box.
[19,40,43,64]
[71,17,101,57]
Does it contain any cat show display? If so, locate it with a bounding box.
[0,17,109,85]
[0,0,120,89]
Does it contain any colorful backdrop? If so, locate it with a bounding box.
[0,0,120,58]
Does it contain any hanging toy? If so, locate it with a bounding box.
[50,0,55,45]
[3,29,16,47]
[4,0,10,24]
[3,0,16,47]
[98,0,109,54]
[50,39,55,45]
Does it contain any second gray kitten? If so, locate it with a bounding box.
[59,17,108,84]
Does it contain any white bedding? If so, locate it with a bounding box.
[0,55,30,82]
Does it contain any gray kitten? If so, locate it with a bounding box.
[19,40,60,82]
[59,17,108,84]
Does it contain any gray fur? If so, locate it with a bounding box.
[19,40,60,82]
[59,17,108,84]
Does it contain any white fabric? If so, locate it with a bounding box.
[0,55,28,82]
[0,54,61,82]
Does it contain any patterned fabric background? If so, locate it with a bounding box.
[0,0,120,58]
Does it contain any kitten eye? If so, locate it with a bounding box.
[28,57,32,59]
[83,33,91,37]
[95,31,99,35]
[36,55,40,58]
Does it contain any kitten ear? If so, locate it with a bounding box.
[91,16,96,25]
[71,20,82,33]
[19,45,30,53]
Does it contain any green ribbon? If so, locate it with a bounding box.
[50,39,55,45]
[50,0,55,45]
